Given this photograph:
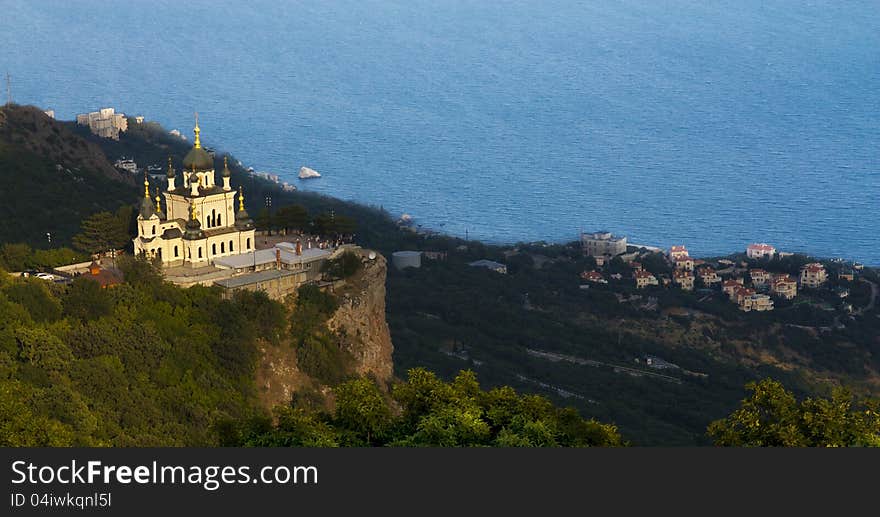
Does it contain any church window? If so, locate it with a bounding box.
[211,209,216,228]
[174,246,179,257]
[198,247,202,259]
[217,214,222,226]
[152,225,156,235]
[246,238,251,250]
[221,242,225,253]
[229,241,234,252]
[212,243,217,255]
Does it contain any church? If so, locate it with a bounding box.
[133,117,256,268]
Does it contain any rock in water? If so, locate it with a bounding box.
[299,166,321,179]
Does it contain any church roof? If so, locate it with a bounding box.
[183,147,213,171]
[161,227,183,239]
[182,117,214,171]
[139,196,156,219]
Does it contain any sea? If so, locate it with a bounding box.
[2,0,878,262]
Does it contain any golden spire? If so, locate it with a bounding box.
[193,112,201,149]
[238,186,245,211]
[154,187,162,212]
[143,171,150,198]
[224,155,228,169]
[190,200,197,220]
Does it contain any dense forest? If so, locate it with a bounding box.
[0,256,624,447]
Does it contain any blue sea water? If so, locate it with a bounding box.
[2,0,878,262]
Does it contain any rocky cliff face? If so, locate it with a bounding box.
[256,250,394,409]
[326,251,394,383]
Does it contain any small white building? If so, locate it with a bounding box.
[747,243,776,259]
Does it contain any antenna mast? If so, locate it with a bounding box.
[5,73,11,106]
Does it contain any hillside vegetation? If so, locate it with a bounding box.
[0,106,136,246]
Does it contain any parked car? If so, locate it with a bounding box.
[34,272,56,281]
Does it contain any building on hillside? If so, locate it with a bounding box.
[580,270,607,284]
[81,261,123,288]
[212,243,331,299]
[668,245,689,261]
[581,231,627,258]
[739,293,774,312]
[132,119,256,268]
[722,279,744,299]
[747,243,776,259]
[114,158,138,174]
[800,263,827,288]
[749,269,771,287]
[838,270,855,282]
[634,270,658,289]
[732,287,756,305]
[770,274,797,300]
[629,261,643,272]
[672,269,694,291]
[673,256,695,271]
[469,259,507,274]
[696,267,721,287]
[76,107,129,140]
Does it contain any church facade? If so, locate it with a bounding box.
[133,118,256,268]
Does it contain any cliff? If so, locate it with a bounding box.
[326,250,394,382]
[256,249,394,409]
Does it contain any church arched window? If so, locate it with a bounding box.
[211,209,216,228]
[246,238,251,250]
[217,214,222,226]
[174,246,179,257]
[229,240,233,252]
[152,225,156,235]
[221,242,225,253]
[212,243,217,255]
[198,247,202,259]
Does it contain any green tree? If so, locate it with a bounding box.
[0,243,33,271]
[3,280,62,323]
[275,205,309,234]
[708,379,880,447]
[255,208,275,234]
[63,276,113,321]
[322,251,363,280]
[333,377,393,445]
[72,208,131,255]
